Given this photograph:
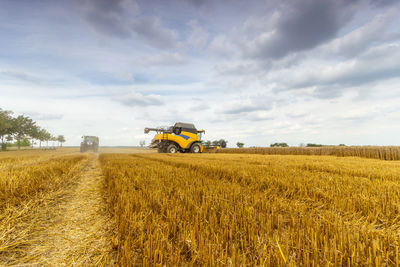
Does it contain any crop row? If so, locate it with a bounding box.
[100,153,400,266]
[215,146,400,160]
[0,154,88,265]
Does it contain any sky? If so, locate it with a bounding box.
[1,0,400,147]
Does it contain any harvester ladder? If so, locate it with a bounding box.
[162,132,169,140]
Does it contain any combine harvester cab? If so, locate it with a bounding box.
[144,122,205,153]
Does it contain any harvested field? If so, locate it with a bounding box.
[215,146,400,160]
[1,149,400,266]
[0,150,115,265]
[100,153,400,266]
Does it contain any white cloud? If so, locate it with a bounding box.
[187,20,210,49]
[286,43,400,90]
[1,0,400,147]
[208,35,237,58]
[138,52,188,66]
[320,10,398,56]
[113,91,164,107]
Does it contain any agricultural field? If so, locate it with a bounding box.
[216,146,400,161]
[1,148,400,265]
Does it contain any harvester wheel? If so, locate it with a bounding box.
[167,144,178,153]
[191,143,201,153]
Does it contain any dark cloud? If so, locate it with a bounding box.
[178,0,206,7]
[248,0,358,59]
[132,17,178,49]
[113,91,164,107]
[78,0,178,48]
[80,0,134,38]
[272,43,400,99]
[369,0,399,7]
[323,12,395,58]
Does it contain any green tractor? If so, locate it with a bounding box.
[80,136,99,152]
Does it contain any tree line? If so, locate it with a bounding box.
[0,108,66,151]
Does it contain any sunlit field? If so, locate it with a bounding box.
[1,148,399,265]
[216,146,400,161]
[100,152,400,266]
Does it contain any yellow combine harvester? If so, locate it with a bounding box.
[144,122,205,153]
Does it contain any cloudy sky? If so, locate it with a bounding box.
[1,0,400,147]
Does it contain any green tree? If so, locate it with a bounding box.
[57,135,66,147]
[44,132,52,148]
[270,142,289,147]
[236,142,244,148]
[19,138,31,147]
[50,135,57,148]
[11,115,36,150]
[28,125,40,148]
[37,128,49,148]
[0,109,13,151]
[306,143,323,147]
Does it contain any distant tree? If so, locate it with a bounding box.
[44,132,52,148]
[57,135,66,147]
[270,142,289,147]
[139,140,146,147]
[10,115,36,150]
[50,135,57,148]
[338,144,346,146]
[37,128,48,148]
[306,143,323,147]
[20,138,31,147]
[236,142,244,148]
[0,109,13,151]
[28,125,40,148]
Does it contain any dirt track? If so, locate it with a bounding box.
[23,154,116,265]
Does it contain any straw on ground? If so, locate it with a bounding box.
[0,151,115,265]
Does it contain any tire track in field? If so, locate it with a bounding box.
[23,154,116,266]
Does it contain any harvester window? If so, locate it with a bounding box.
[181,127,197,134]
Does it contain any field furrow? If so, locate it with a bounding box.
[100,153,400,266]
[0,152,116,266]
[2,149,400,266]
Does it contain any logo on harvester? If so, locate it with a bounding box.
[176,134,190,140]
